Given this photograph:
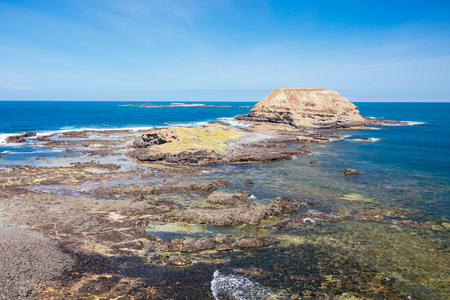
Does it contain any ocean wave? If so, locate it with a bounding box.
[217,117,250,128]
[211,270,283,300]
[308,151,323,156]
[165,121,207,127]
[351,138,381,142]
[405,121,426,126]
[0,133,12,144]
[382,121,426,126]
[1,149,64,155]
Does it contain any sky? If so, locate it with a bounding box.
[0,0,449,101]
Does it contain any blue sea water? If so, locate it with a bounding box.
[0,101,449,222]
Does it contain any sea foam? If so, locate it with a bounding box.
[211,270,282,300]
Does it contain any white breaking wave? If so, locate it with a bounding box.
[382,121,426,126]
[405,121,426,126]
[217,117,251,128]
[308,151,323,156]
[211,270,285,300]
[351,138,381,142]
[0,133,11,144]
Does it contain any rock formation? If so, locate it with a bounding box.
[237,88,365,127]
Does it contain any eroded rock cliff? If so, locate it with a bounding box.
[237,88,365,127]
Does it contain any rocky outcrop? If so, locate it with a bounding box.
[237,88,365,127]
[161,196,299,226]
[206,191,251,206]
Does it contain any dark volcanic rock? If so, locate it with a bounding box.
[208,121,232,126]
[179,237,215,252]
[60,131,90,139]
[130,148,223,165]
[142,129,178,145]
[167,255,192,266]
[36,136,50,142]
[206,191,251,206]
[6,134,26,143]
[87,180,229,197]
[78,276,118,295]
[22,132,37,137]
[162,196,299,226]
[344,168,359,175]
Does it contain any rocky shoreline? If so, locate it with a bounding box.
[0,92,438,299]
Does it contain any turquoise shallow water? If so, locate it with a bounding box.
[1,101,449,298]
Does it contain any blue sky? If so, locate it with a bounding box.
[0,0,449,101]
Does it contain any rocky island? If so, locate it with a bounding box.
[237,88,402,128]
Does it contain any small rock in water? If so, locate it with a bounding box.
[214,233,232,244]
[167,255,192,266]
[306,198,315,205]
[344,168,359,175]
[246,179,254,186]
[216,243,233,251]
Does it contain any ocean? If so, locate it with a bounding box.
[0,101,449,298]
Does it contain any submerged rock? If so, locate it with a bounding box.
[236,88,365,127]
[236,236,274,248]
[344,168,359,175]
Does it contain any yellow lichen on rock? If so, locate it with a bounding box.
[153,125,245,154]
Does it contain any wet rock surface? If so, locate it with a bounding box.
[6,134,27,143]
[162,196,299,225]
[344,168,359,175]
[84,180,230,197]
[206,190,251,205]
